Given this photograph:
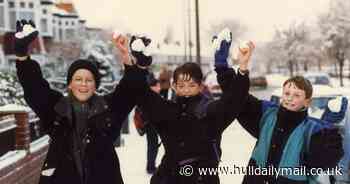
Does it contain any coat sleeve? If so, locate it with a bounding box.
[16,58,62,128]
[236,94,265,138]
[133,68,177,125]
[306,126,344,170]
[105,65,148,139]
[205,67,250,135]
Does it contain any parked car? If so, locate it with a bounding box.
[250,76,268,89]
[270,85,342,119]
[303,72,332,86]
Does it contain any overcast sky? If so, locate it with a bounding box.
[72,0,331,44]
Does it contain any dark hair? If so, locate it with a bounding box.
[173,62,203,84]
[283,76,313,99]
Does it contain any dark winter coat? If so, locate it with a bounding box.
[16,58,144,184]
[237,95,344,184]
[135,67,250,184]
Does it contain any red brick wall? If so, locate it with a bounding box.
[0,145,48,184]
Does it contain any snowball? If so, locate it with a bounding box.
[131,38,146,52]
[328,97,343,113]
[15,24,37,39]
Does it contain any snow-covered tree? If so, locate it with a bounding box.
[318,0,350,86]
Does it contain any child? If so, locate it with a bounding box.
[237,74,344,183]
[132,29,254,184]
[14,20,145,184]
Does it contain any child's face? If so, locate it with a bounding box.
[281,82,311,111]
[173,74,202,97]
[68,69,96,102]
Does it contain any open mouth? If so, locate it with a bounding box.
[78,89,89,93]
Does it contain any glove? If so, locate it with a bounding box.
[14,19,38,57]
[212,28,232,68]
[129,35,152,67]
[321,97,348,124]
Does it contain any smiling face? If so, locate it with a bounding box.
[68,69,96,102]
[173,73,202,97]
[281,82,311,111]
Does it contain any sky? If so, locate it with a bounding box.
[72,0,331,45]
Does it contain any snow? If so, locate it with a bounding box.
[117,115,253,184]
[15,24,37,39]
[0,150,27,170]
[30,135,50,153]
[265,74,289,88]
[0,104,30,113]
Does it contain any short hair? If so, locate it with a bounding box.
[283,76,313,99]
[173,62,203,84]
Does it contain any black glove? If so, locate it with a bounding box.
[14,20,38,57]
[129,35,152,67]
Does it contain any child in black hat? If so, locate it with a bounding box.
[14,19,147,184]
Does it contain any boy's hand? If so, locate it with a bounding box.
[112,33,133,66]
[212,28,232,68]
[14,20,38,57]
[238,41,255,71]
[321,97,348,124]
[129,35,153,67]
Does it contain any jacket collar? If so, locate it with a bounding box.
[54,95,109,120]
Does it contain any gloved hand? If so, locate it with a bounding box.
[212,28,232,68]
[129,35,152,67]
[14,20,38,57]
[321,97,348,124]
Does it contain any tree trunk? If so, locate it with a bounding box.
[339,59,344,87]
[288,59,294,77]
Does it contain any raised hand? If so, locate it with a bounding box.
[238,41,255,71]
[321,97,348,124]
[129,35,153,67]
[14,19,38,57]
[112,33,132,66]
[212,28,232,68]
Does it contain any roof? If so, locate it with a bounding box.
[271,85,342,98]
[55,3,77,14]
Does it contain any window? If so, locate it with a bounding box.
[40,19,48,33]
[20,2,25,8]
[53,27,56,38]
[29,2,34,8]
[72,21,75,26]
[58,21,61,25]
[0,6,4,28]
[52,19,55,24]
[65,21,68,26]
[65,28,75,40]
[9,1,15,8]
[43,9,47,14]
[0,0,4,4]
[18,12,34,22]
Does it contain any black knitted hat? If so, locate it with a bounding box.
[67,59,101,89]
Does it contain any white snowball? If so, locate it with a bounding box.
[328,97,343,113]
[131,39,145,52]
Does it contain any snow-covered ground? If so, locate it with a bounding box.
[116,108,256,184]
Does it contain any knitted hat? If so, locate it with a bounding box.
[67,59,101,89]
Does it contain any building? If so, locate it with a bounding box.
[0,0,86,67]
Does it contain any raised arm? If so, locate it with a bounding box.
[15,20,62,126]
[206,29,256,135]
[112,34,175,125]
